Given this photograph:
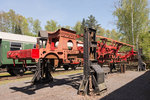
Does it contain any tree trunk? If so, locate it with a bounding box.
[136,35,144,71]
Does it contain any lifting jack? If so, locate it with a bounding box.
[78,28,107,95]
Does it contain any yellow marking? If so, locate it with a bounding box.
[0,73,10,76]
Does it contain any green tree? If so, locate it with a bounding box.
[0,9,42,36]
[81,18,86,33]
[113,0,149,49]
[20,16,30,35]
[85,15,100,29]
[81,15,100,33]
[45,20,58,31]
[73,21,82,34]
[0,9,32,35]
[139,28,150,59]
[27,17,42,36]
[27,17,34,32]
[105,30,111,38]
[0,11,10,32]
[8,9,16,33]
[97,27,105,36]
[114,0,150,68]
[110,29,123,41]
[63,25,71,29]
[15,24,22,34]
[33,19,41,34]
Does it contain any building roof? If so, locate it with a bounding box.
[48,28,76,35]
[0,32,37,43]
[38,28,76,38]
[38,30,48,38]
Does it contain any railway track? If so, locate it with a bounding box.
[0,68,7,73]
[0,72,33,81]
[0,67,83,81]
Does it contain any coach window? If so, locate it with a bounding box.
[39,39,47,48]
[0,39,1,46]
[10,42,22,51]
[33,44,36,48]
[0,39,1,50]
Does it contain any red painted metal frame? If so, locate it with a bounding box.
[7,28,136,68]
[7,49,39,67]
[77,34,136,64]
[96,35,133,47]
[7,49,39,59]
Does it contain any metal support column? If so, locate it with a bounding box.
[31,59,53,84]
[78,28,107,95]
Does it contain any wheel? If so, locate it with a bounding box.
[7,67,26,76]
[31,71,36,73]
[63,65,69,70]
[44,53,59,68]
[52,67,56,72]
[78,62,81,67]
[7,69,16,76]
[71,65,77,70]
[17,68,25,76]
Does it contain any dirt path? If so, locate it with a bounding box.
[0,71,150,100]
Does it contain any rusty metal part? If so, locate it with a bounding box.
[77,34,136,65]
[7,49,39,60]
[96,35,133,47]
[120,64,126,73]
[44,53,59,68]
[31,28,81,83]
[78,28,106,95]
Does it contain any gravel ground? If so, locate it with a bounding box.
[0,70,150,100]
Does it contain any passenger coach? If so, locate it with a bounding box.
[0,32,37,75]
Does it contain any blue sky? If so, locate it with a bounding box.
[0,0,128,30]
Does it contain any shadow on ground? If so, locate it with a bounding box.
[101,71,150,100]
[10,73,82,95]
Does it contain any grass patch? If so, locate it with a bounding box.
[0,71,32,77]
[52,70,83,77]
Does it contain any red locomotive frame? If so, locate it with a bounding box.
[7,28,81,70]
